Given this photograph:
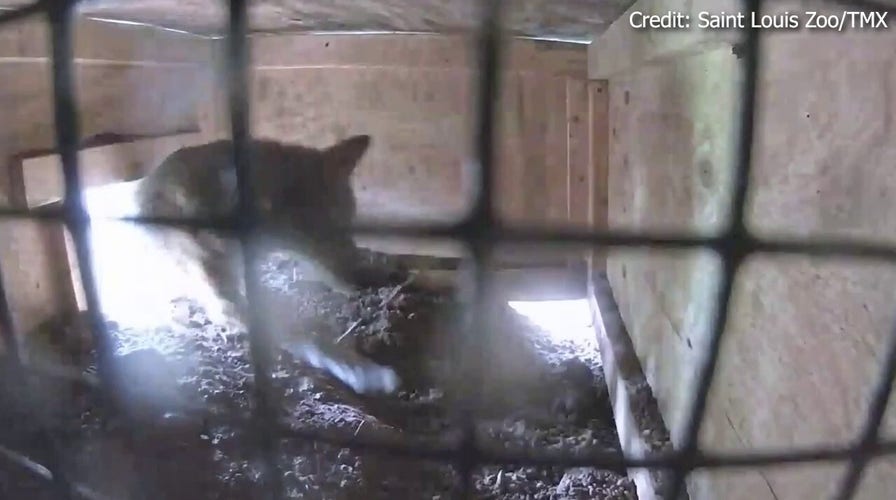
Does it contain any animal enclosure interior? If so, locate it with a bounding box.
[2,1,896,500]
[0,2,627,500]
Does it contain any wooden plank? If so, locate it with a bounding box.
[588,274,677,500]
[249,65,470,223]
[508,39,588,79]
[595,2,896,499]
[1,133,203,340]
[249,34,587,77]
[544,76,568,226]
[196,35,587,227]
[588,0,740,79]
[0,62,203,155]
[233,62,579,227]
[588,80,609,272]
[0,16,209,341]
[566,77,589,227]
[0,14,210,62]
[511,74,546,226]
[11,131,199,164]
[494,71,524,224]
[0,160,79,339]
[0,219,80,338]
[4,157,26,208]
[20,132,205,207]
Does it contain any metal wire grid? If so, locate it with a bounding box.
[0,0,894,498]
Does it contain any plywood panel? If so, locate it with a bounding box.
[513,74,549,225]
[0,62,203,159]
[543,75,568,226]
[566,77,589,226]
[199,35,591,231]
[248,66,470,223]
[0,219,79,336]
[494,72,525,224]
[0,17,211,342]
[588,80,609,272]
[592,1,896,499]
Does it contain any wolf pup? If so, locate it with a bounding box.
[133,136,370,315]
[42,135,400,394]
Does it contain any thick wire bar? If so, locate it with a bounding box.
[465,0,501,227]
[9,205,896,264]
[454,250,486,498]
[831,318,896,500]
[454,0,503,496]
[47,0,120,413]
[47,0,175,498]
[9,203,896,264]
[664,0,763,497]
[45,1,129,499]
[224,0,284,498]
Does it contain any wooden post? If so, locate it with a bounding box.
[587,80,609,276]
[0,156,80,339]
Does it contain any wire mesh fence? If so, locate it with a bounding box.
[0,0,895,499]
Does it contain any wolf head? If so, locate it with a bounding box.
[138,134,372,293]
[246,134,372,289]
[247,135,370,232]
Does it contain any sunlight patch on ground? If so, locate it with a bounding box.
[81,184,215,331]
[508,298,595,345]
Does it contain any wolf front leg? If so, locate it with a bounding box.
[195,236,250,335]
[303,235,368,295]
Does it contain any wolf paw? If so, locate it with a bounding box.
[282,341,400,395]
[347,363,401,394]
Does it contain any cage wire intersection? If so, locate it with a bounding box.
[0,0,895,499]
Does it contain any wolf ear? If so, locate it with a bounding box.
[324,134,371,175]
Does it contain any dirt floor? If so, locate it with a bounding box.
[0,249,638,500]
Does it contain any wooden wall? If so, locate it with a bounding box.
[1,20,603,336]
[0,15,210,336]
[200,34,599,240]
[590,1,896,499]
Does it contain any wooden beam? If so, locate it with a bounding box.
[545,76,569,226]
[4,156,26,209]
[588,80,609,273]
[566,77,589,227]
[248,34,588,78]
[10,131,199,162]
[588,273,679,500]
[20,132,204,207]
[0,156,80,337]
[4,133,204,337]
